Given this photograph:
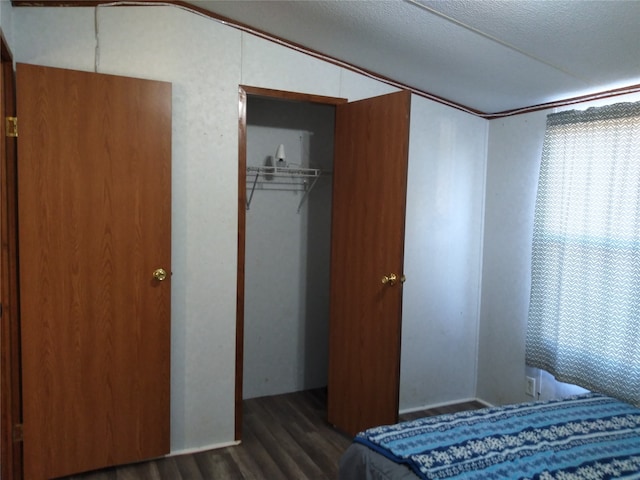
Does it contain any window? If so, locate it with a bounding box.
[526,102,640,406]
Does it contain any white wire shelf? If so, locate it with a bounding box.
[246,165,325,212]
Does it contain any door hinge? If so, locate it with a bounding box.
[13,423,23,442]
[5,116,17,137]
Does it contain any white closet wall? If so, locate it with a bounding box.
[244,97,335,399]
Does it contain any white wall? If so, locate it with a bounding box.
[12,4,488,452]
[243,98,334,399]
[0,0,13,48]
[478,91,640,406]
[477,110,547,406]
[400,96,488,411]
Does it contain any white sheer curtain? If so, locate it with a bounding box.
[526,102,640,406]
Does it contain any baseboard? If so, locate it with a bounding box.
[399,396,493,415]
[473,397,494,407]
[169,440,241,457]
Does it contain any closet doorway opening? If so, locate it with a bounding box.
[235,87,347,439]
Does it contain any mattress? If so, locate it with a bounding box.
[338,393,640,479]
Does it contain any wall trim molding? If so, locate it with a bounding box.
[12,0,640,119]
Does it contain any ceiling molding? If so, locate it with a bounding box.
[11,0,640,118]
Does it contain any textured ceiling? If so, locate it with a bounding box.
[186,0,640,114]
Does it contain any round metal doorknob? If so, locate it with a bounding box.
[381,273,406,286]
[382,273,398,286]
[153,268,168,281]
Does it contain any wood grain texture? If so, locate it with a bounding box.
[17,63,172,479]
[61,389,484,480]
[0,32,22,480]
[236,87,247,441]
[328,91,411,436]
[241,85,347,106]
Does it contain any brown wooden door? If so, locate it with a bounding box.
[327,90,411,436]
[0,40,21,480]
[17,63,172,479]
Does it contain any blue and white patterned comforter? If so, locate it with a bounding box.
[353,394,640,479]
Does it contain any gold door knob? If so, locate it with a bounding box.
[382,273,398,286]
[153,268,168,281]
[381,273,406,286]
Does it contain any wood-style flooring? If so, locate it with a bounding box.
[63,389,483,480]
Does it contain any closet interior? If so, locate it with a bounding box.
[243,96,336,400]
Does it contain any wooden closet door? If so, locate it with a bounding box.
[0,38,21,480]
[17,63,172,479]
[328,90,411,436]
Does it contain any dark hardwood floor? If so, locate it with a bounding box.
[63,389,483,480]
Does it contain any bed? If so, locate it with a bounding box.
[338,393,640,479]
